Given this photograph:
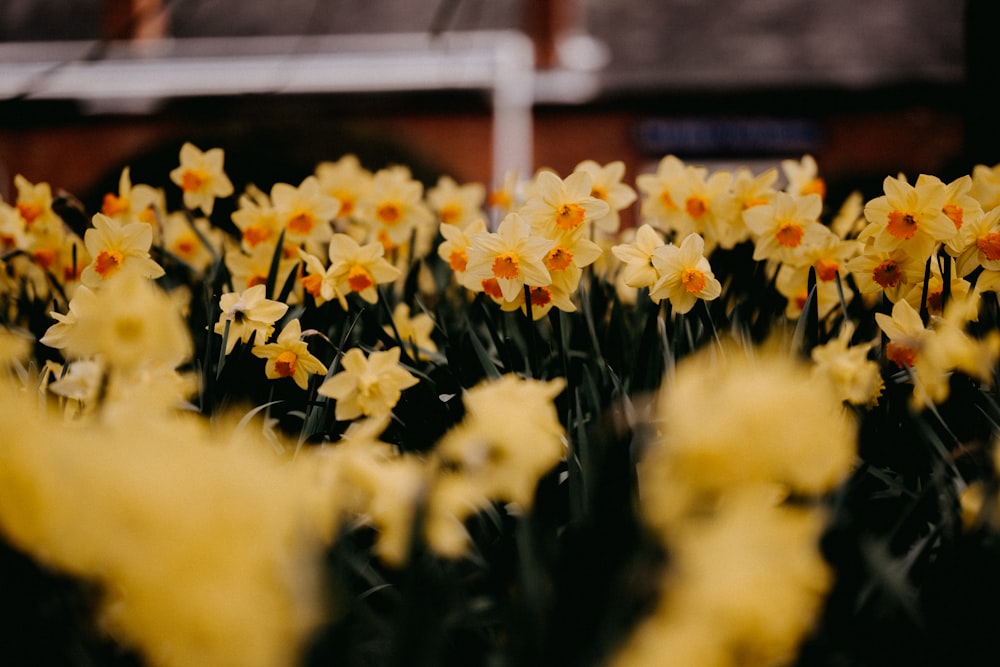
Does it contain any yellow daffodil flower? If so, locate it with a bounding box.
[745,191,828,265]
[224,240,298,295]
[465,212,553,303]
[437,217,488,291]
[611,223,666,289]
[214,284,290,355]
[80,213,165,288]
[636,154,690,234]
[314,153,373,224]
[270,175,339,247]
[427,175,486,228]
[648,233,722,314]
[572,159,637,235]
[231,185,280,251]
[971,161,1000,212]
[520,169,610,237]
[875,298,929,371]
[845,245,924,304]
[318,346,419,421]
[953,204,1000,277]
[169,142,234,215]
[101,166,164,229]
[161,211,223,274]
[811,324,883,407]
[251,318,327,390]
[859,174,957,262]
[357,165,434,249]
[13,174,61,235]
[782,154,826,199]
[326,233,401,307]
[384,302,438,360]
[50,271,191,373]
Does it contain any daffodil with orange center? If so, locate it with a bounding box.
[648,233,721,314]
[357,165,434,247]
[876,294,999,409]
[669,167,737,252]
[314,154,373,225]
[637,158,736,249]
[0,201,28,254]
[437,218,488,291]
[168,142,234,216]
[520,170,610,238]
[427,175,486,228]
[101,167,164,230]
[251,318,327,390]
[499,278,577,319]
[13,174,64,236]
[900,256,970,318]
[318,346,419,421]
[952,204,1000,277]
[846,246,924,303]
[297,249,340,307]
[745,192,827,265]
[270,176,340,248]
[486,168,524,218]
[231,185,281,251]
[775,262,851,320]
[921,174,985,256]
[875,298,928,371]
[859,174,957,262]
[80,213,165,288]
[772,227,862,316]
[464,212,553,303]
[214,284,290,355]
[636,154,692,235]
[542,225,603,285]
[722,166,779,249]
[224,241,298,295]
[162,212,223,274]
[326,233,401,308]
[782,154,826,200]
[572,159,637,235]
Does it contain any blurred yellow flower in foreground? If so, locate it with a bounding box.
[811,323,883,407]
[614,345,856,667]
[642,344,857,530]
[0,384,335,667]
[41,271,191,374]
[427,374,566,556]
[318,346,419,421]
[613,491,833,667]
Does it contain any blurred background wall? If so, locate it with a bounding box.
[0,0,977,220]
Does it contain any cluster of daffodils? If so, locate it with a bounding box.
[4,138,1000,667]
[441,162,635,318]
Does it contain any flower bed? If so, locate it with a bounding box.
[2,144,1000,666]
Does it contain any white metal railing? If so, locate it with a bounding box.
[0,31,541,187]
